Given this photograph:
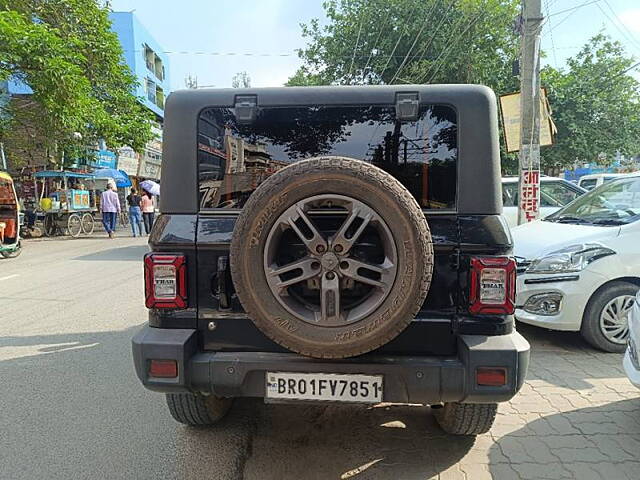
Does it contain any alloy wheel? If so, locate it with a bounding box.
[263,194,398,326]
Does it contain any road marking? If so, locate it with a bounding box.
[0,274,19,282]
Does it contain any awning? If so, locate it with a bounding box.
[93,169,132,188]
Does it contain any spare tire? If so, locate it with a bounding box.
[230,156,433,358]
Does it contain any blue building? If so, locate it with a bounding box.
[109,11,170,119]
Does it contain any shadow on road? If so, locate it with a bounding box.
[488,398,640,479]
[72,244,149,262]
[516,322,627,390]
[234,402,473,480]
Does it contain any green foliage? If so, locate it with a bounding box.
[287,0,520,93]
[231,71,251,88]
[541,34,640,169]
[0,0,153,166]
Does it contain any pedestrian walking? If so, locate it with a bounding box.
[126,187,144,237]
[100,182,120,238]
[141,189,155,235]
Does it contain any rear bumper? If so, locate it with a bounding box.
[132,326,530,404]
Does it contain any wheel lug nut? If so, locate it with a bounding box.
[326,272,335,280]
[316,245,326,253]
[334,244,343,253]
[339,261,349,270]
[311,261,320,270]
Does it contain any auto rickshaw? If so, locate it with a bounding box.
[0,171,22,258]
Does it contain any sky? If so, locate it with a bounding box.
[109,0,640,92]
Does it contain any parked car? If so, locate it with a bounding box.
[501,176,585,227]
[624,289,640,388]
[577,173,631,191]
[512,175,640,352]
[131,85,530,436]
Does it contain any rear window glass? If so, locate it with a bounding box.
[198,105,457,210]
[579,178,597,190]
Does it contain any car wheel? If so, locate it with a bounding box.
[433,402,498,435]
[230,156,433,359]
[581,281,638,353]
[165,393,233,426]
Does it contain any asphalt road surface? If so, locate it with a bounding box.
[1,235,639,480]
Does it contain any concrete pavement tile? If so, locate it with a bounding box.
[459,464,492,480]
[486,464,520,480]
[510,462,572,479]
[541,413,582,434]
[589,461,637,480]
[561,394,596,409]
[563,462,607,480]
[585,435,636,462]
[615,461,640,480]
[437,465,465,480]
[493,436,558,464]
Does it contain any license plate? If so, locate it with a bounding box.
[265,372,383,403]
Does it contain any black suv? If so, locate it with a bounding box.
[132,85,530,435]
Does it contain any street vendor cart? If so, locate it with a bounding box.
[0,171,22,258]
[34,171,101,237]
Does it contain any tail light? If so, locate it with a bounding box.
[149,359,178,378]
[144,253,187,309]
[469,257,516,314]
[476,367,507,386]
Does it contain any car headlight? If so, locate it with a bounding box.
[526,244,615,274]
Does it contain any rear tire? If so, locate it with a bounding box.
[433,402,498,435]
[165,393,233,426]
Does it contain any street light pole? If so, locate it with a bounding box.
[517,0,544,225]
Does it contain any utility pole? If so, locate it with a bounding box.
[517,0,544,225]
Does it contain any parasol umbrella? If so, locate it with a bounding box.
[94,168,132,188]
[140,180,160,196]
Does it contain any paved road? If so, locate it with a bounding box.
[1,236,639,479]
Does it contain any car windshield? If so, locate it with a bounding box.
[546,176,640,225]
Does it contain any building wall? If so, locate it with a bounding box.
[109,11,170,119]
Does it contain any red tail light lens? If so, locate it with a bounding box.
[476,367,507,386]
[149,359,178,378]
[144,254,187,309]
[469,257,516,314]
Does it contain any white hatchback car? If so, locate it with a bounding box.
[624,290,640,388]
[502,176,585,227]
[513,175,640,352]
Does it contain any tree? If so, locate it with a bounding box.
[0,0,154,167]
[286,0,520,93]
[232,71,251,88]
[541,34,640,170]
[184,74,199,89]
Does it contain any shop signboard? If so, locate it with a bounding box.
[138,147,162,179]
[499,88,556,153]
[95,150,117,169]
[116,147,140,176]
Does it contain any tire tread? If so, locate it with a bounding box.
[165,393,232,425]
[434,402,498,436]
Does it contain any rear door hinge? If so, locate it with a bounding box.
[234,95,258,124]
[395,92,420,121]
